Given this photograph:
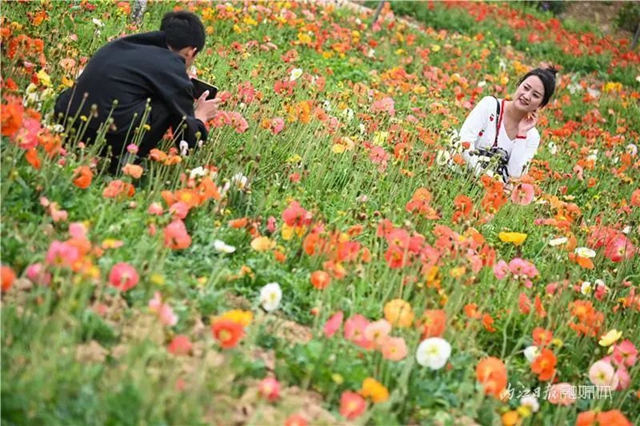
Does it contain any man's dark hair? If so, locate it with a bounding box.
[160,11,205,53]
[517,67,558,108]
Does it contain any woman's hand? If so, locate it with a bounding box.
[518,110,538,135]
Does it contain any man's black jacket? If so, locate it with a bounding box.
[54,31,207,156]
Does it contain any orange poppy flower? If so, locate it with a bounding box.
[418,309,446,338]
[532,327,553,347]
[482,313,496,332]
[577,409,631,426]
[149,148,168,162]
[464,303,482,319]
[102,180,134,198]
[360,377,389,403]
[25,148,41,170]
[174,189,201,208]
[228,217,248,229]
[122,163,143,179]
[1,265,16,292]
[73,166,93,189]
[211,318,245,349]
[384,299,414,328]
[310,270,331,289]
[274,250,286,263]
[531,348,556,381]
[1,97,23,137]
[476,357,508,399]
[198,177,220,201]
[568,252,595,269]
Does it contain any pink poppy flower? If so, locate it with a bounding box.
[270,117,285,135]
[508,258,538,278]
[386,228,410,251]
[267,216,277,233]
[149,292,178,326]
[604,236,635,262]
[229,111,249,133]
[511,183,534,206]
[168,201,190,220]
[339,391,366,420]
[147,202,164,215]
[282,201,312,227]
[546,383,576,406]
[289,172,301,183]
[12,118,41,150]
[588,360,619,388]
[371,96,395,116]
[573,164,584,181]
[493,260,509,279]
[45,241,80,268]
[26,263,51,286]
[108,262,139,291]
[323,311,344,338]
[369,147,389,165]
[615,366,630,391]
[612,340,637,367]
[258,377,281,402]
[364,319,391,348]
[284,413,307,426]
[163,219,192,250]
[168,335,192,356]
[381,336,408,361]
[344,314,374,350]
[49,204,68,223]
[69,222,88,239]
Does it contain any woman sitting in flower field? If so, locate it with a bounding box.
[459,67,558,182]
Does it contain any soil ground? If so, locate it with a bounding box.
[560,1,635,39]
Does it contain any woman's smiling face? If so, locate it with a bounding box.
[513,76,545,112]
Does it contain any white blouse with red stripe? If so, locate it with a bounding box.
[459,96,540,179]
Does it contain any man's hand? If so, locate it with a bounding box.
[194,91,221,123]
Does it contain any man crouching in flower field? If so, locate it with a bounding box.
[54,11,221,173]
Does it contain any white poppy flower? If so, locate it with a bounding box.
[581,281,593,295]
[524,346,540,363]
[214,240,236,254]
[341,108,354,122]
[547,142,558,155]
[575,247,596,258]
[259,283,282,312]
[179,140,189,156]
[436,150,451,166]
[548,236,567,246]
[289,68,303,81]
[520,395,540,412]
[586,88,601,98]
[190,167,206,180]
[92,18,104,27]
[416,337,451,370]
[231,173,248,189]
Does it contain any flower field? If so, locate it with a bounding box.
[1,1,640,425]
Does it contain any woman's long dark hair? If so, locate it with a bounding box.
[517,67,558,108]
